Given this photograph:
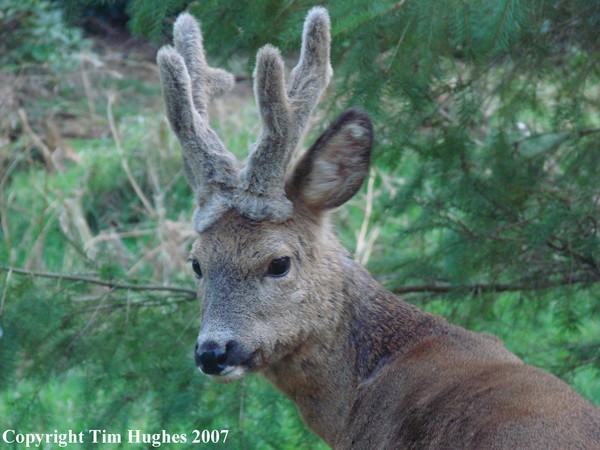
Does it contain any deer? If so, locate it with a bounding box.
[156,7,600,449]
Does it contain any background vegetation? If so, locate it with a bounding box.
[1,0,599,448]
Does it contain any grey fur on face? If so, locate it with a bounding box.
[157,7,332,232]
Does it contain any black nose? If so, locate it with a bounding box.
[195,341,228,375]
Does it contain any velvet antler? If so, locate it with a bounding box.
[157,13,238,231]
[235,7,332,221]
[157,8,332,231]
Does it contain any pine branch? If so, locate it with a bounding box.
[577,126,600,138]
[0,265,196,296]
[393,274,600,296]
[8,264,596,300]
[546,239,600,275]
[77,297,197,312]
[492,0,513,52]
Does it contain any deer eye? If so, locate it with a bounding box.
[191,259,203,279]
[267,256,290,278]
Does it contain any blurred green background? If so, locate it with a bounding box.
[0,0,599,448]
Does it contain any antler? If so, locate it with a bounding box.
[157,13,238,231]
[236,7,332,221]
[157,8,332,231]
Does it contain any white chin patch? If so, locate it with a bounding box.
[201,365,247,383]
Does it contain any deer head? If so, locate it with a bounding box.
[157,8,373,382]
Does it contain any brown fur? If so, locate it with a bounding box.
[158,8,600,449]
[191,205,600,448]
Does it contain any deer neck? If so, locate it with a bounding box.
[263,253,446,445]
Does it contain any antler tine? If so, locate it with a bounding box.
[287,7,333,139]
[157,13,239,231]
[173,13,236,115]
[236,7,332,222]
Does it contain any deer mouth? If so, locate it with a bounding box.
[198,348,262,383]
[207,365,248,383]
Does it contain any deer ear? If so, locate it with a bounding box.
[287,108,373,211]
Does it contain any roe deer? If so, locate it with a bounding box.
[157,7,600,449]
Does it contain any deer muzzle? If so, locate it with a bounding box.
[194,338,252,382]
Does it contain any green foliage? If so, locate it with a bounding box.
[2,0,600,448]
[0,0,87,71]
